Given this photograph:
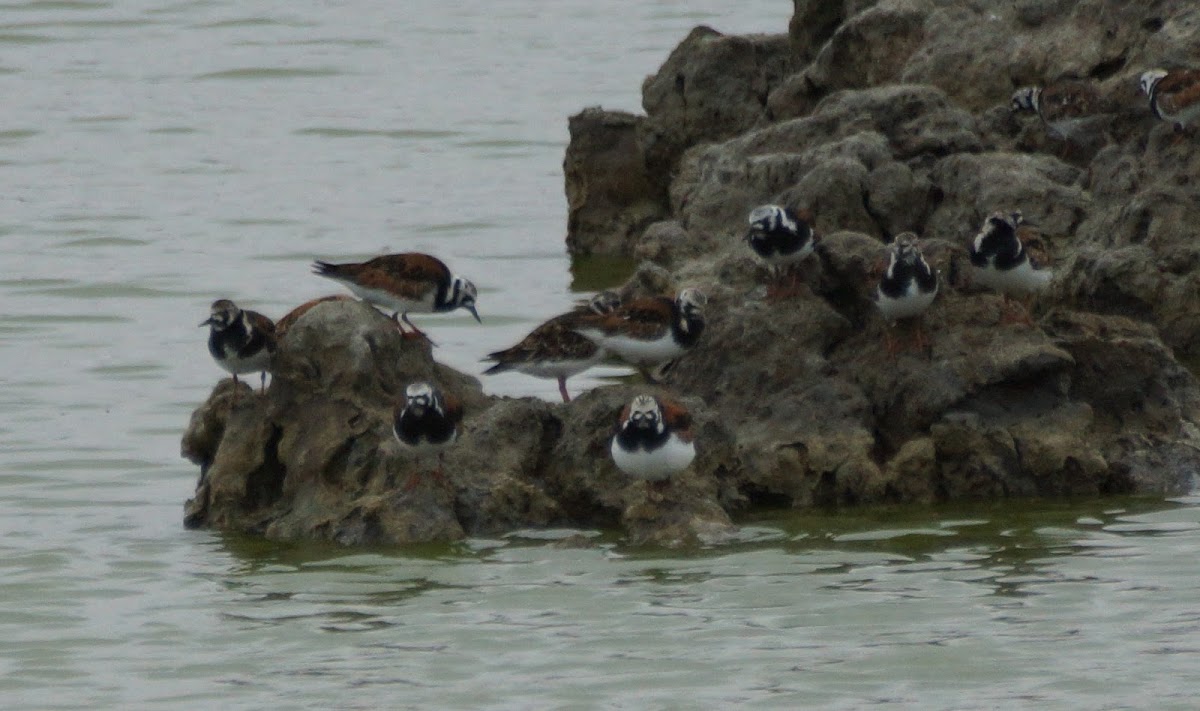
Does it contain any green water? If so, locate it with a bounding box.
[2,0,1198,708]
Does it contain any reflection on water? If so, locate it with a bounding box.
[178,497,1200,708]
[569,254,640,293]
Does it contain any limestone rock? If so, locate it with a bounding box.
[805,0,932,94]
[564,108,668,257]
[640,27,800,186]
[184,0,1200,547]
[183,300,736,547]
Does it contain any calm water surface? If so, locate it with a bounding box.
[1,1,1199,708]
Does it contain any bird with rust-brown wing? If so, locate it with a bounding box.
[200,299,276,393]
[1010,80,1116,142]
[572,288,706,382]
[1140,68,1200,132]
[610,394,696,484]
[483,290,621,403]
[312,253,480,340]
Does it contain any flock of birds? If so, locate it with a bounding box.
[199,66,1188,490]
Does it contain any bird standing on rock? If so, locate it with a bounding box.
[875,233,938,354]
[967,211,1052,323]
[200,299,276,394]
[483,290,621,403]
[312,252,480,342]
[745,204,817,300]
[611,394,696,490]
[1010,80,1112,141]
[573,288,706,383]
[392,382,463,491]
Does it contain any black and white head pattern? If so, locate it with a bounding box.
[203,299,241,331]
[442,275,480,322]
[970,211,1026,268]
[404,382,437,415]
[1009,86,1041,114]
[890,233,923,266]
[394,381,459,449]
[628,394,662,426]
[883,233,937,294]
[747,204,798,235]
[674,288,707,340]
[745,204,814,260]
[1140,69,1168,97]
[588,290,622,315]
[621,395,665,439]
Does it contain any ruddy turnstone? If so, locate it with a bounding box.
[312,252,480,340]
[392,381,462,490]
[875,233,938,352]
[483,290,621,403]
[1010,80,1112,142]
[967,211,1052,323]
[573,288,706,382]
[745,204,817,299]
[610,394,695,485]
[1140,68,1200,133]
[200,299,276,393]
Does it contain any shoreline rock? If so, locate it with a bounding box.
[184,0,1200,546]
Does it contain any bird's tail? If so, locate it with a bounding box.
[311,260,342,278]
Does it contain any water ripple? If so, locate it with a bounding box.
[193,67,346,80]
[295,127,463,140]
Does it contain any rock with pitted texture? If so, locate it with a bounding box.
[185,0,1200,547]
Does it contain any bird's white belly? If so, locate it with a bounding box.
[876,281,937,322]
[335,279,435,314]
[219,345,271,375]
[973,260,1052,295]
[581,331,683,366]
[610,435,695,481]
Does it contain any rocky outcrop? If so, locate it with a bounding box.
[562,1,1200,490]
[183,282,1200,546]
[184,0,1200,547]
[183,300,735,547]
[563,109,669,257]
[566,0,1200,359]
[566,25,802,257]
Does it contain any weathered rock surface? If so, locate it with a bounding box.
[566,0,1200,364]
[564,109,669,257]
[185,0,1200,547]
[183,300,734,547]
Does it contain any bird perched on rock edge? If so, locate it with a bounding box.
[875,233,938,353]
[967,210,1052,324]
[312,252,480,342]
[745,204,818,300]
[392,381,463,490]
[610,393,696,490]
[573,288,706,383]
[200,298,276,396]
[1010,80,1115,146]
[1140,67,1200,133]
